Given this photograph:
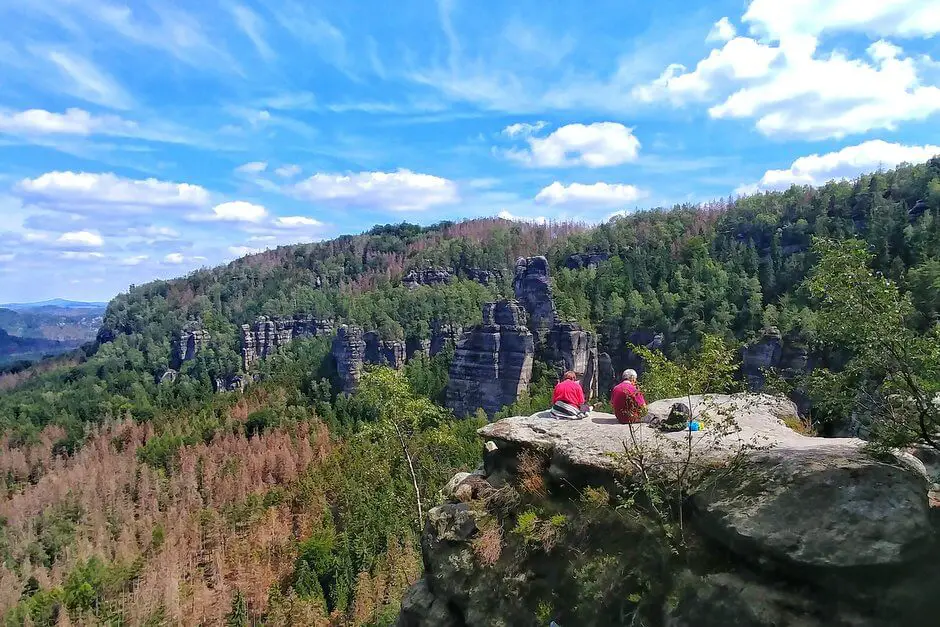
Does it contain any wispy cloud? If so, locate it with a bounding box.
[41,49,134,110]
[230,4,276,61]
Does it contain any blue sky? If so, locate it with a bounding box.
[1,0,940,302]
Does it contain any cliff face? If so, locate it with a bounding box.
[364,331,407,369]
[513,256,558,347]
[545,322,599,400]
[332,325,367,393]
[241,316,334,371]
[514,256,600,400]
[446,301,534,417]
[173,322,210,367]
[741,327,811,390]
[400,395,940,626]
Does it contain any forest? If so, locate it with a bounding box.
[1,157,940,624]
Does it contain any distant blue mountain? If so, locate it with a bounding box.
[0,299,108,311]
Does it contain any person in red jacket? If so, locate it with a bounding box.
[611,369,648,424]
[550,371,591,419]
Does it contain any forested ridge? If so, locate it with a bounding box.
[2,158,940,625]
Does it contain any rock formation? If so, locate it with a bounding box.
[545,322,599,399]
[564,252,610,270]
[363,331,406,369]
[463,268,502,286]
[332,325,366,393]
[406,337,431,360]
[403,267,503,289]
[403,268,453,289]
[430,320,462,356]
[214,374,246,393]
[513,256,558,346]
[400,394,940,626]
[741,327,811,390]
[241,315,333,371]
[513,256,600,398]
[446,301,534,417]
[173,322,210,367]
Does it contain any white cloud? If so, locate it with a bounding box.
[707,17,737,43]
[273,216,323,229]
[502,121,548,138]
[230,5,275,61]
[739,140,940,193]
[743,0,940,40]
[535,182,645,207]
[235,161,268,174]
[274,164,302,178]
[163,253,185,264]
[43,50,134,110]
[709,38,940,139]
[637,1,940,139]
[228,246,263,257]
[199,201,268,223]
[16,171,210,213]
[0,254,15,263]
[274,164,302,179]
[506,122,641,168]
[0,108,122,135]
[60,251,104,261]
[497,210,547,225]
[119,255,149,266]
[57,230,104,248]
[633,37,780,104]
[291,169,459,211]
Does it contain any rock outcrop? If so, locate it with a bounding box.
[401,394,940,627]
[545,322,599,399]
[446,301,534,417]
[403,268,453,289]
[741,327,811,391]
[513,256,558,346]
[173,322,210,367]
[430,320,462,356]
[363,331,406,369]
[241,315,334,371]
[564,252,610,270]
[463,268,502,286]
[332,325,366,393]
[513,255,600,399]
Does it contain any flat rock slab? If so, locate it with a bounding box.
[479,393,935,573]
[479,394,866,474]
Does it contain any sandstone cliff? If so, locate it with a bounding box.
[446,301,534,417]
[172,322,210,367]
[241,315,334,371]
[513,256,558,347]
[399,394,940,626]
[332,324,366,393]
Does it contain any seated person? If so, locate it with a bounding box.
[550,371,591,419]
[610,369,649,424]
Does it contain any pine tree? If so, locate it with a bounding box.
[226,590,249,627]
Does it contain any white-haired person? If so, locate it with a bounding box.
[611,369,648,424]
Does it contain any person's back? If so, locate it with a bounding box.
[611,371,647,424]
[550,371,589,419]
[552,378,585,407]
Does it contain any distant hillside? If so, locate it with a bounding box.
[0,328,73,366]
[0,299,109,310]
[0,303,104,344]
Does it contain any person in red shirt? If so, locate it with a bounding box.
[611,369,649,424]
[550,371,591,419]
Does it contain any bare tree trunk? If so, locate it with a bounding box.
[393,422,424,529]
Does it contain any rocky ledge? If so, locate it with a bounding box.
[399,394,940,627]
